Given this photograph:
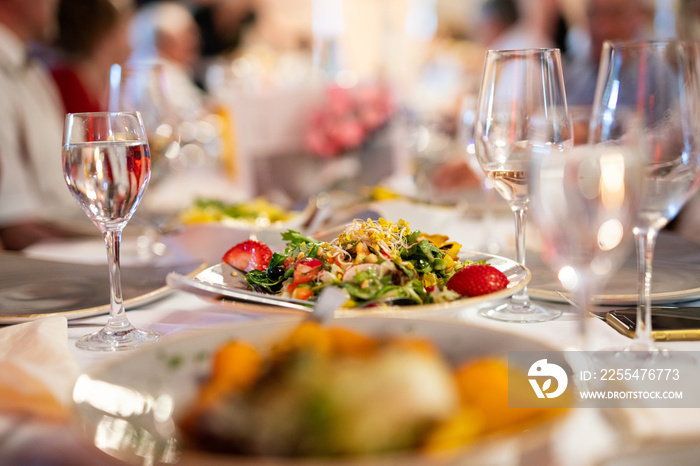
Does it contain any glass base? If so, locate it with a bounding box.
[479,301,562,323]
[76,326,161,351]
[603,346,697,366]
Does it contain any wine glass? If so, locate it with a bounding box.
[474,48,573,322]
[590,40,700,356]
[108,63,180,181]
[458,93,501,254]
[529,143,643,348]
[63,112,161,351]
[108,63,180,258]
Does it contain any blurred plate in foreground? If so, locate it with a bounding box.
[72,316,570,465]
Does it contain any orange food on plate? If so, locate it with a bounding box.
[179,322,570,459]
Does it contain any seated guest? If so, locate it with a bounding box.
[563,0,646,107]
[50,0,134,113]
[128,1,205,120]
[0,0,80,250]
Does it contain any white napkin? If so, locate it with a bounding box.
[0,316,80,420]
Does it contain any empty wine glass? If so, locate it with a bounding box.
[108,63,180,181]
[474,48,573,322]
[458,93,501,254]
[530,143,643,348]
[63,111,161,351]
[591,40,700,357]
[109,63,180,259]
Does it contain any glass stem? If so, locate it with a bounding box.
[574,275,593,350]
[103,230,134,334]
[511,205,529,305]
[482,182,498,254]
[633,228,657,349]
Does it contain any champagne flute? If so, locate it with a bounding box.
[590,40,700,356]
[63,112,161,351]
[530,143,643,348]
[474,48,572,322]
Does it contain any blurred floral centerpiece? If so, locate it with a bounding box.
[304,82,395,159]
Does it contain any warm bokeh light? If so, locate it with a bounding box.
[599,152,626,210]
[598,218,624,251]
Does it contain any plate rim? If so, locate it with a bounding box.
[528,262,700,305]
[0,259,207,324]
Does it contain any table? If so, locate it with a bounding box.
[4,223,700,465]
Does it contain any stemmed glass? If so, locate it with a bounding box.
[63,112,161,351]
[458,94,501,254]
[108,63,180,259]
[590,40,700,356]
[529,143,643,348]
[108,63,180,183]
[474,48,573,322]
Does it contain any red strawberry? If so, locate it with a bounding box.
[222,240,272,272]
[447,264,509,297]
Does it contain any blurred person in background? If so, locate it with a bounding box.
[677,0,700,42]
[563,0,646,108]
[129,1,205,120]
[562,0,646,145]
[50,0,134,113]
[475,0,554,50]
[191,0,258,58]
[0,0,79,250]
[669,0,700,243]
[127,1,237,210]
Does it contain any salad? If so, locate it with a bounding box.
[180,197,294,226]
[222,218,509,306]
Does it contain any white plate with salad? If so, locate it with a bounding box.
[168,218,530,316]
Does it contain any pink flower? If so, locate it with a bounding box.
[330,117,365,149]
[305,129,340,159]
[305,82,395,159]
[326,85,355,117]
[359,107,384,131]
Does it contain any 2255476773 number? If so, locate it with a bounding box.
[598,368,680,381]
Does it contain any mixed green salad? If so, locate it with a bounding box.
[240,218,482,306]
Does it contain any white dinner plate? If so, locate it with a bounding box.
[169,251,531,317]
[0,253,203,324]
[527,232,700,306]
[72,316,570,465]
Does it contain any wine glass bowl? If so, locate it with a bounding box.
[63,111,161,351]
[530,143,644,347]
[590,39,700,355]
[474,48,572,322]
[108,63,180,183]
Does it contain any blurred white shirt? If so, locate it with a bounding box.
[0,24,71,228]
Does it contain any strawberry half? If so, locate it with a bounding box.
[222,240,272,272]
[447,264,508,297]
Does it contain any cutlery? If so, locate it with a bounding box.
[166,271,313,312]
[167,271,348,318]
[555,291,607,321]
[307,286,347,323]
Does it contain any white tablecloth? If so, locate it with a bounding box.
[6,210,700,465]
